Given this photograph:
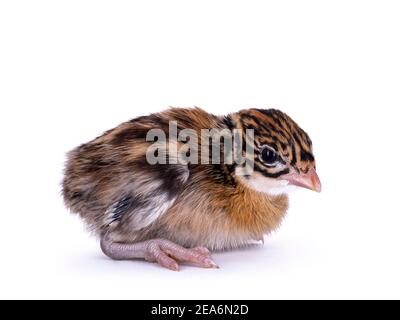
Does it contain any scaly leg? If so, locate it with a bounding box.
[100,235,219,271]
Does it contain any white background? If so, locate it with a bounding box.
[1,1,399,299]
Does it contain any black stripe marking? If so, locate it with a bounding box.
[291,142,297,166]
[254,164,290,178]
[223,115,234,130]
[110,196,135,222]
[243,114,290,144]
[300,150,315,162]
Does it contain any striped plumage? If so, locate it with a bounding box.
[62,107,320,270]
[234,108,315,178]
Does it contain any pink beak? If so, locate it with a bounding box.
[281,168,321,192]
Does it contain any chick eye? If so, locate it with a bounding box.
[261,147,278,165]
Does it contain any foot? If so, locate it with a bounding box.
[100,236,219,271]
[144,239,218,271]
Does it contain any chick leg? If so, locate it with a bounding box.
[100,236,219,271]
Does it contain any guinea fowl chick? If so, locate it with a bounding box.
[62,107,321,270]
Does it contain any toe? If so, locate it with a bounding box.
[200,257,219,269]
[162,243,219,269]
[193,246,212,256]
[146,241,179,271]
[157,254,179,271]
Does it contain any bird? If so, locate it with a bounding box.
[62,107,321,271]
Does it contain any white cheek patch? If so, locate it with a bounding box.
[265,184,299,196]
[238,171,297,196]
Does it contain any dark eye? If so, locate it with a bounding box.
[261,147,278,165]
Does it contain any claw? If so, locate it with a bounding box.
[203,258,219,268]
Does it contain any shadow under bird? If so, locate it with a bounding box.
[62,107,321,270]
